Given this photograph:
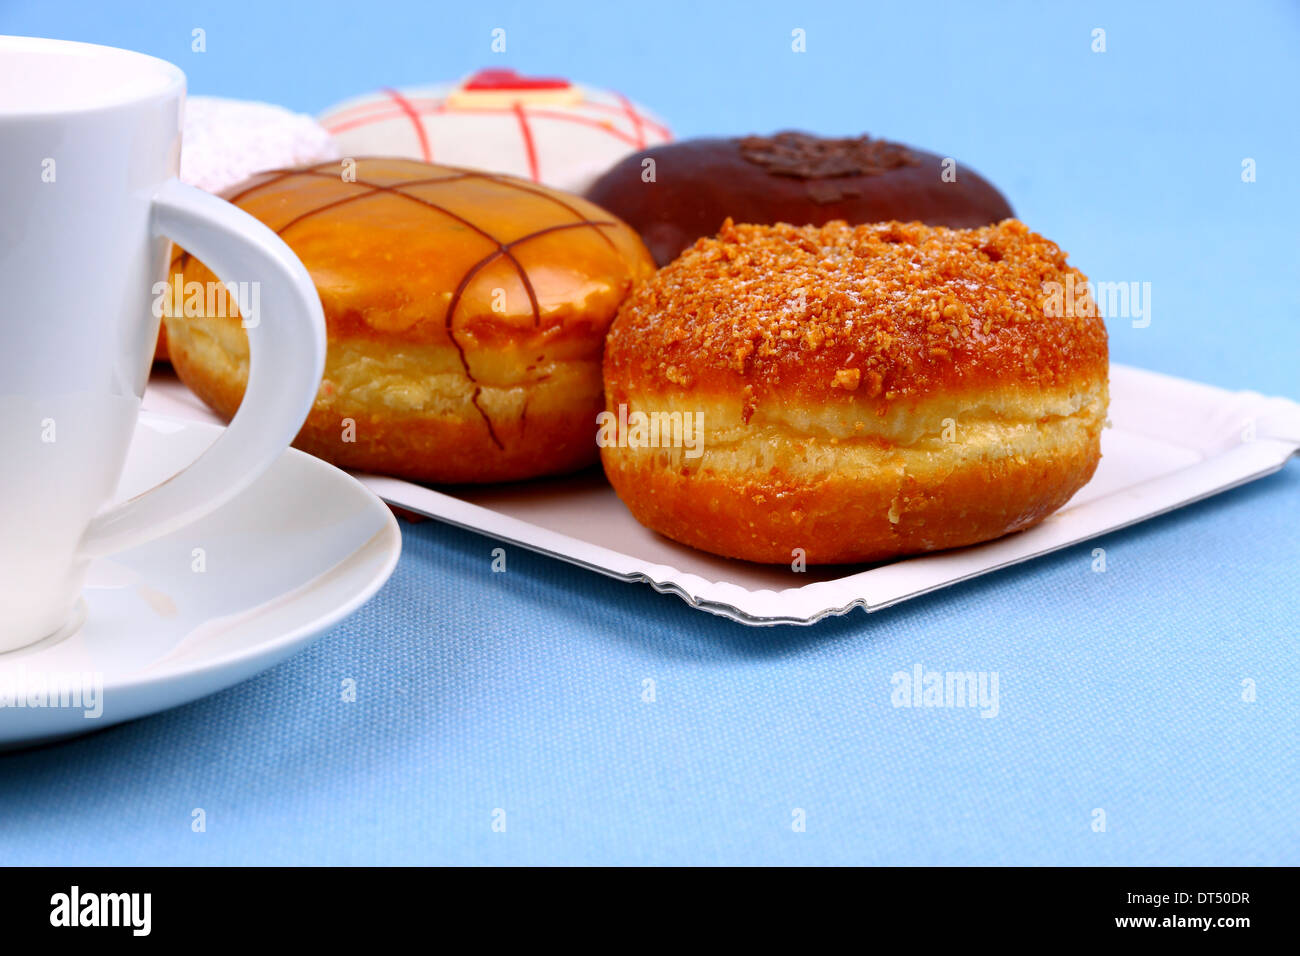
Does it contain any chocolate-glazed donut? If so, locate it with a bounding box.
[584,131,1014,266]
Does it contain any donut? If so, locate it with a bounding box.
[584,131,1014,266]
[164,157,655,483]
[180,96,339,193]
[318,69,672,194]
[155,96,338,361]
[600,219,1109,565]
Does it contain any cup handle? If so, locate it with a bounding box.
[78,178,326,559]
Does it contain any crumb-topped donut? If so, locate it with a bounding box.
[164,157,655,483]
[601,219,1109,564]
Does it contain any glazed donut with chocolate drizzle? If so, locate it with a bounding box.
[601,219,1109,564]
[163,157,655,483]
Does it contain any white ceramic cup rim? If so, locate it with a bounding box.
[0,34,185,118]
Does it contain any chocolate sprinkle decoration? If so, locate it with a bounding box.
[737,131,918,180]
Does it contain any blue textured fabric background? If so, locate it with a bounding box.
[1,0,1297,865]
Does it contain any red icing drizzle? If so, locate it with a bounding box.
[512,102,541,181]
[381,87,432,162]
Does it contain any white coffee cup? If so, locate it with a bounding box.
[0,36,327,652]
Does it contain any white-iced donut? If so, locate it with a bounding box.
[179,96,339,194]
[318,69,672,194]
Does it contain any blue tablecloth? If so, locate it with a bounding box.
[2,0,1297,865]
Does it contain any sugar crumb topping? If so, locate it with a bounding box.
[607,218,1108,401]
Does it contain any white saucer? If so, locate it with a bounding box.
[0,411,401,748]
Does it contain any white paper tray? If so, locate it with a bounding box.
[144,364,1300,626]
